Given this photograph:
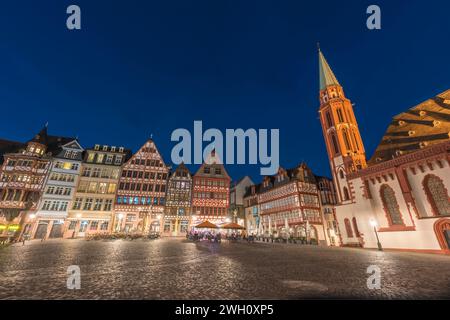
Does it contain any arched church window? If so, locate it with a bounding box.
[352,130,360,150]
[344,218,353,238]
[380,185,404,225]
[337,108,344,123]
[342,130,351,151]
[331,134,339,154]
[423,174,450,216]
[339,170,345,179]
[352,217,360,237]
[343,186,350,200]
[326,112,333,128]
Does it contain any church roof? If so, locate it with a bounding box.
[368,89,450,165]
[319,49,340,90]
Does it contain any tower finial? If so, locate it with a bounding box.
[317,42,321,52]
[45,121,49,128]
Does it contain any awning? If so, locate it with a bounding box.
[195,221,218,229]
[221,222,245,230]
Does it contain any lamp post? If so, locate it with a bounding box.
[370,219,383,251]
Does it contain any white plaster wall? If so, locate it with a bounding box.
[336,164,449,251]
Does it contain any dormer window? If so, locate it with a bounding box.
[111,146,116,152]
[119,147,124,153]
[102,145,108,151]
[94,145,100,150]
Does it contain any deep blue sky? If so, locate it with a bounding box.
[1,0,449,182]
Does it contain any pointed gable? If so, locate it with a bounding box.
[124,138,168,171]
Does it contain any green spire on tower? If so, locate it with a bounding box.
[318,47,340,90]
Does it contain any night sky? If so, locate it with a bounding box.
[1,0,449,182]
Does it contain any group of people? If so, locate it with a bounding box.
[187,230,222,242]
[186,230,256,243]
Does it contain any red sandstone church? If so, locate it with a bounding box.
[318,49,450,254]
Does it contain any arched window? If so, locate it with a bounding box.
[342,130,351,151]
[380,185,404,226]
[331,134,340,154]
[344,218,353,238]
[423,174,450,216]
[343,186,350,200]
[326,112,333,128]
[352,217,360,237]
[352,130,360,150]
[337,108,344,123]
[339,169,345,179]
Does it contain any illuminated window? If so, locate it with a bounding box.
[96,154,105,163]
[87,153,95,162]
[108,183,117,194]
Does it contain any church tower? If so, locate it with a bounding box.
[318,48,367,204]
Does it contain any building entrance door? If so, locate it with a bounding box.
[434,219,450,251]
[34,222,48,239]
[445,230,450,249]
[49,222,63,238]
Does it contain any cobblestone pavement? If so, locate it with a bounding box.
[0,238,449,299]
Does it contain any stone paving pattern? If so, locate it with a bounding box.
[0,238,449,299]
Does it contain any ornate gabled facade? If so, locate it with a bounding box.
[318,49,450,253]
[163,162,192,236]
[65,144,131,238]
[318,49,367,204]
[258,164,328,244]
[115,139,169,234]
[192,150,231,225]
[31,139,84,239]
[0,126,73,241]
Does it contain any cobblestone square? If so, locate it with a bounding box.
[0,238,449,299]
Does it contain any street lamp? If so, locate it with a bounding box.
[370,219,383,251]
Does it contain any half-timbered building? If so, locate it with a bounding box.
[0,126,71,241]
[115,139,169,234]
[192,150,231,226]
[258,164,328,245]
[163,162,192,236]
